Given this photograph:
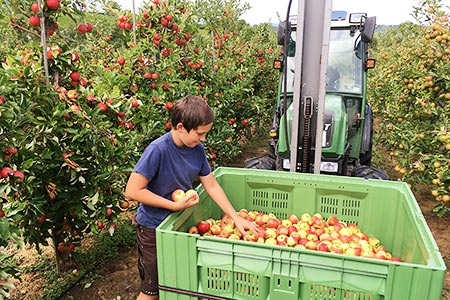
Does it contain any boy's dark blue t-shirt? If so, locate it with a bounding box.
[133,132,211,229]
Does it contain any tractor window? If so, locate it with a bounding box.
[327,29,363,94]
[281,28,364,95]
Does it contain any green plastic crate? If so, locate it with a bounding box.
[156,167,446,300]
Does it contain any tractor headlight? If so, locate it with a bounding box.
[320,161,339,173]
[282,159,291,170]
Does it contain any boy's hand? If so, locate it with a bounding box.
[172,191,199,211]
[233,216,261,237]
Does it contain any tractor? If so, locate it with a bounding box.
[245,0,388,180]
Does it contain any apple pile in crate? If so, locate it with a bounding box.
[187,209,402,262]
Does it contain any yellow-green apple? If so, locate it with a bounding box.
[171,189,185,202]
[297,222,310,231]
[374,250,387,260]
[345,247,361,256]
[368,237,380,248]
[300,213,312,224]
[319,233,331,241]
[330,245,344,254]
[298,229,307,239]
[257,237,265,243]
[295,244,306,250]
[244,231,258,242]
[276,234,288,246]
[265,228,277,239]
[286,236,298,247]
[305,240,317,250]
[265,237,277,245]
[339,227,352,237]
[188,225,199,234]
[228,233,240,240]
[247,210,258,220]
[238,208,248,218]
[281,219,292,227]
[350,234,361,243]
[348,223,360,233]
[185,189,197,201]
[307,232,318,241]
[313,213,323,219]
[220,214,235,227]
[210,224,221,235]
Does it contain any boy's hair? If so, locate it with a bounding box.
[170,95,214,132]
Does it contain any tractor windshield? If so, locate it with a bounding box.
[283,27,363,94]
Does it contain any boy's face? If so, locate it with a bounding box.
[179,123,213,147]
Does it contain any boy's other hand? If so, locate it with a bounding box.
[172,191,199,211]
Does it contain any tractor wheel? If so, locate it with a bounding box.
[244,156,276,170]
[352,166,389,180]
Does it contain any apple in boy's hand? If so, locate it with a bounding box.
[185,189,197,201]
[171,189,186,202]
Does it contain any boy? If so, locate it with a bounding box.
[125,95,258,300]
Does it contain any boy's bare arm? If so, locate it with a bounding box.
[125,172,198,211]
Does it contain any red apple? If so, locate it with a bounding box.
[106,207,113,217]
[96,102,107,112]
[267,218,280,229]
[13,170,24,182]
[389,257,402,262]
[97,221,104,229]
[317,242,330,252]
[326,215,339,226]
[77,24,87,34]
[29,15,40,27]
[31,2,40,13]
[197,220,210,234]
[277,225,289,236]
[1,167,13,178]
[0,210,4,218]
[117,57,126,65]
[46,0,60,10]
[287,214,299,224]
[70,71,80,81]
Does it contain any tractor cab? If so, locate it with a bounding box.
[270,11,379,176]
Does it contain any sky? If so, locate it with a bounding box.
[116,0,419,25]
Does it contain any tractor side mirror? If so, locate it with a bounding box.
[277,21,287,45]
[361,16,376,42]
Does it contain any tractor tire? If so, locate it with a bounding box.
[352,166,389,180]
[244,156,276,170]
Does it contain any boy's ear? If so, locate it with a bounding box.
[175,122,184,130]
